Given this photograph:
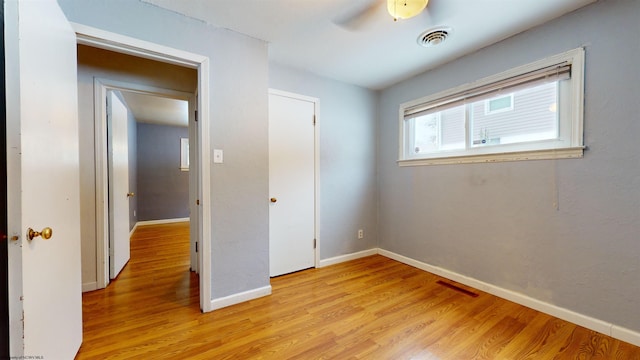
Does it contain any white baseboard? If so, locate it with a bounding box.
[612,325,640,347]
[129,222,138,237]
[318,248,378,268]
[210,285,272,311]
[136,217,190,227]
[82,282,97,293]
[378,248,640,347]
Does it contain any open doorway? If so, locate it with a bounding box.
[74,40,210,311]
[105,89,195,282]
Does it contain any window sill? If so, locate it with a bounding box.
[398,146,584,167]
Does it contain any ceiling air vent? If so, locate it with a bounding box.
[417,27,452,47]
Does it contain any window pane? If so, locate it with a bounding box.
[471,82,558,147]
[412,105,465,154]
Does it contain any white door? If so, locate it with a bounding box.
[107,91,131,279]
[5,0,83,358]
[268,91,316,277]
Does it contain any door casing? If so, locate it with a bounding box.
[74,23,214,312]
[0,2,9,356]
[94,81,197,288]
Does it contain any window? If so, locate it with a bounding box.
[180,137,189,171]
[484,94,513,115]
[399,48,585,166]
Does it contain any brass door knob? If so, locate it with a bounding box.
[27,227,53,241]
[270,198,277,203]
[127,192,135,197]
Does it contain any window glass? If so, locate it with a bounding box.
[471,82,558,147]
[398,48,584,166]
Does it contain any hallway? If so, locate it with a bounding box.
[77,222,198,359]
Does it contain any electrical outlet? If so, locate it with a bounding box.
[358,229,364,239]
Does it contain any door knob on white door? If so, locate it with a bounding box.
[270,197,277,203]
[127,192,135,197]
[27,227,53,241]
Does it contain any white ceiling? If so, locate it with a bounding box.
[120,91,188,127]
[141,0,596,90]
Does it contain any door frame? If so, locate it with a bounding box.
[74,23,213,311]
[0,2,9,356]
[268,89,321,269]
[94,79,197,288]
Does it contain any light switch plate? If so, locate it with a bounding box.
[213,149,223,164]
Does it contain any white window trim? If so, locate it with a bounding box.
[398,47,585,166]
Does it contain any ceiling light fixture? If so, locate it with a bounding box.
[387,0,429,21]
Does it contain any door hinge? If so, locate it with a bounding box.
[195,110,198,122]
[313,115,316,126]
[195,242,198,253]
[313,238,317,249]
[196,199,200,205]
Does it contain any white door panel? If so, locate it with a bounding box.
[6,0,83,358]
[108,92,131,279]
[269,92,316,277]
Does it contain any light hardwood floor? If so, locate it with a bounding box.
[76,222,640,359]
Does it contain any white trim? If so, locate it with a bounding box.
[82,282,98,293]
[5,1,24,355]
[269,88,318,103]
[378,249,640,347]
[135,218,190,226]
[129,223,138,238]
[612,326,640,348]
[93,79,196,290]
[72,23,205,68]
[398,147,584,166]
[318,249,378,268]
[268,89,321,270]
[73,24,213,312]
[210,286,272,311]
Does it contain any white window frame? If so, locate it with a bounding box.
[398,47,585,166]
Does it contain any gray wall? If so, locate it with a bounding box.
[269,64,378,260]
[65,0,270,301]
[136,123,189,221]
[378,0,640,333]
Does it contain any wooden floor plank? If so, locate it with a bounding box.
[75,222,640,359]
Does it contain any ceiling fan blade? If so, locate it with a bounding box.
[333,0,386,31]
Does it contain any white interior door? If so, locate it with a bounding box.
[269,91,316,277]
[107,91,131,279]
[5,0,83,358]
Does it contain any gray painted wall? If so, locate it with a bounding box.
[378,0,640,332]
[269,64,378,260]
[136,123,189,221]
[62,0,270,299]
[76,44,197,289]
